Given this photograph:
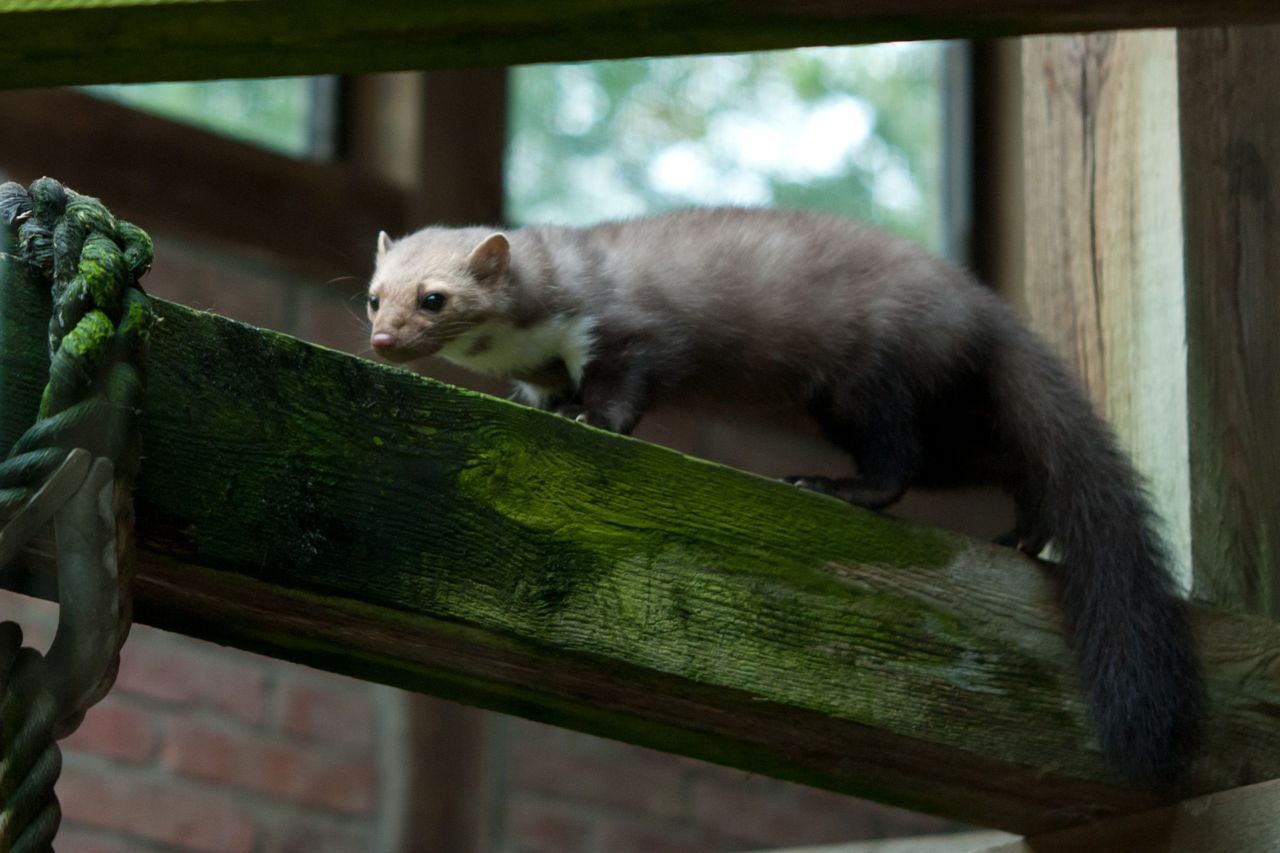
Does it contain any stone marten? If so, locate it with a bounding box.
[367,207,1203,788]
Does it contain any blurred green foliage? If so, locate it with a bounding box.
[85,78,313,157]
[507,44,943,250]
[81,45,943,249]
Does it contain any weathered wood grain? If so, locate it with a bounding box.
[1178,26,1280,619]
[1020,32,1191,587]
[1019,29,1280,617]
[2,1,1280,89]
[3,273,1280,834]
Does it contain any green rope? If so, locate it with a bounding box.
[0,178,153,852]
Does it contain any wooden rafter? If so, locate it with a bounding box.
[0,88,406,279]
[2,1,1280,89]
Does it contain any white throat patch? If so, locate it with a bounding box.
[438,314,597,385]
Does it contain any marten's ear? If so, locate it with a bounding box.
[467,233,511,283]
[376,230,393,260]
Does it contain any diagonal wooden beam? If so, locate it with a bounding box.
[2,265,1279,835]
[2,1,1280,90]
[0,88,407,280]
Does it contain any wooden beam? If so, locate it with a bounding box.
[339,73,423,194]
[3,277,1280,835]
[991,779,1280,852]
[1018,28,1280,617]
[339,69,509,853]
[750,830,1018,853]
[3,1,1280,89]
[414,69,509,227]
[1178,26,1280,617]
[1020,32,1191,586]
[0,88,407,281]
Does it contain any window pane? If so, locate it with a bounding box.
[507,44,945,251]
[85,78,321,158]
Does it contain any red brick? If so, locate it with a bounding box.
[689,772,879,847]
[265,824,374,853]
[506,795,593,853]
[852,797,966,839]
[114,638,268,725]
[597,823,710,853]
[278,680,374,750]
[63,698,157,763]
[510,735,686,820]
[58,767,257,853]
[55,830,141,853]
[163,720,376,814]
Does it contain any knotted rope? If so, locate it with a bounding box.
[0,177,153,852]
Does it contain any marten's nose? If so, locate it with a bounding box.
[371,333,397,353]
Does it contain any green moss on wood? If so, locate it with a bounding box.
[2,2,1280,90]
[6,290,1280,834]
[127,304,1085,765]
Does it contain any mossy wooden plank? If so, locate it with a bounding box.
[4,269,1280,834]
[2,1,1280,89]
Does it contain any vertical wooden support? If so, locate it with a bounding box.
[415,68,509,225]
[340,69,511,852]
[1020,27,1280,616]
[341,72,425,192]
[1020,31,1191,586]
[1178,26,1280,617]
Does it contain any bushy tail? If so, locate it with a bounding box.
[991,320,1204,788]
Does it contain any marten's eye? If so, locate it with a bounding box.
[421,292,447,313]
[368,294,380,312]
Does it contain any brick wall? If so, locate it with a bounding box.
[491,717,960,853]
[1,224,989,851]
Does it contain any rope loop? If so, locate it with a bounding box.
[0,177,153,851]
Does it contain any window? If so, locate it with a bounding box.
[84,77,337,159]
[507,43,948,253]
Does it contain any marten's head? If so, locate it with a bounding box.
[367,229,512,363]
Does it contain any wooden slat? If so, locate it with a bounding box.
[750,830,1018,853]
[1178,26,1280,618]
[1019,32,1192,587]
[3,271,1280,835]
[2,1,1280,89]
[0,88,406,280]
[414,69,508,226]
[1018,28,1280,616]
[991,779,1280,852]
[344,70,509,853]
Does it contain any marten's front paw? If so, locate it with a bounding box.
[554,404,593,425]
[782,475,839,496]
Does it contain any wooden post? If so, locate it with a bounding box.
[1178,25,1280,617]
[414,69,508,227]
[1020,28,1280,616]
[1020,31,1191,585]
[340,69,511,852]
